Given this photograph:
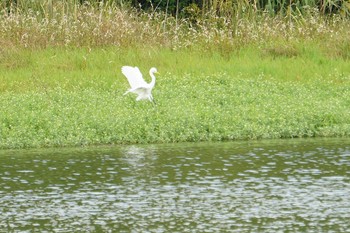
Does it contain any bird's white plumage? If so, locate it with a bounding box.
[121,66,158,103]
[121,66,148,89]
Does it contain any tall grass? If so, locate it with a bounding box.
[0,1,349,57]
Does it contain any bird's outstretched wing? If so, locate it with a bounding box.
[121,66,148,89]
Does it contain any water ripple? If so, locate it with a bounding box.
[0,138,350,232]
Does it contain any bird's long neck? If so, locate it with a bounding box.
[149,70,156,88]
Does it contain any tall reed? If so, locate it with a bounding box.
[0,0,349,56]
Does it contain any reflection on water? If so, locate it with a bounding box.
[0,138,350,232]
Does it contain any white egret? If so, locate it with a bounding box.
[121,66,158,103]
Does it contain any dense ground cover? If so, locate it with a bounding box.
[1,47,350,149]
[1,3,350,149]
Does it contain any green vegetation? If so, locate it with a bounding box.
[1,2,350,149]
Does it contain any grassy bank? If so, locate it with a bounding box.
[1,47,350,149]
[1,4,350,149]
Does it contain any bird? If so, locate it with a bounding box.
[121,66,158,103]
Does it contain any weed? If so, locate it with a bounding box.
[0,4,350,149]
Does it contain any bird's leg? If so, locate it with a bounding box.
[150,95,157,106]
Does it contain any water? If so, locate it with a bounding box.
[0,138,350,232]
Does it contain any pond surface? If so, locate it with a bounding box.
[1,138,350,232]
